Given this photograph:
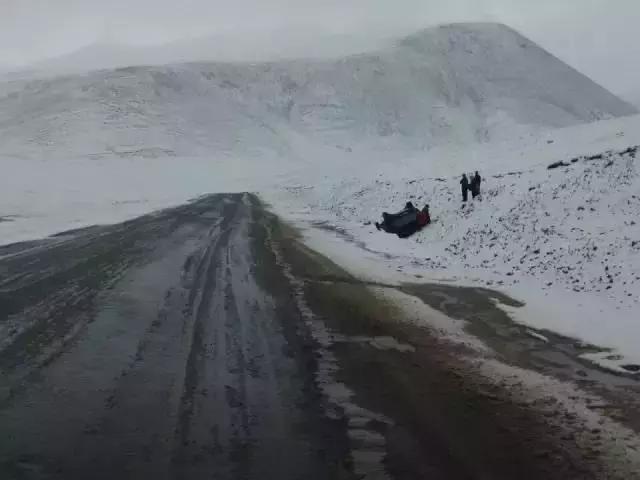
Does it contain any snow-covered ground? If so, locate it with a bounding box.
[270,114,640,370]
[0,155,282,245]
[2,22,640,371]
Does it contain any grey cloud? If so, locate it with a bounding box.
[0,0,638,94]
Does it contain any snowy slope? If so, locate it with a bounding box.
[273,114,640,369]
[0,23,635,161]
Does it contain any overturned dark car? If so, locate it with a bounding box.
[375,202,431,238]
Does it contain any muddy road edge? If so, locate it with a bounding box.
[261,201,640,480]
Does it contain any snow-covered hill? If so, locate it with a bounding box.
[0,23,635,161]
[277,114,640,370]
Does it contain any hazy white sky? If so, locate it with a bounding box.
[1,0,638,95]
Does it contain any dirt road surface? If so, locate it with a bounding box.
[0,194,634,479]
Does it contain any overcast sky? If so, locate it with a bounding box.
[1,0,638,96]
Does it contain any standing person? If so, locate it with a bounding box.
[472,171,482,199]
[460,174,469,202]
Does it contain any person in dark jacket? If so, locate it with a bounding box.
[460,174,469,202]
[471,171,482,199]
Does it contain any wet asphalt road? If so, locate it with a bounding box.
[0,194,349,480]
[1,193,631,480]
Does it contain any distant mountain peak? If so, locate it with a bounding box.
[0,22,635,160]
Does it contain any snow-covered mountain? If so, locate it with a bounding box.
[0,23,635,160]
